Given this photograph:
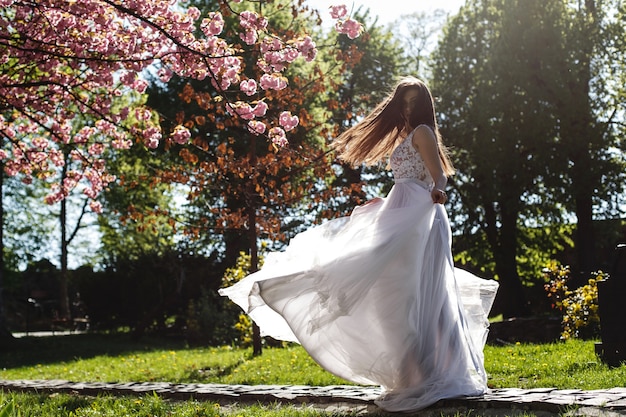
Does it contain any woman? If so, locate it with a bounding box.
[219,76,499,412]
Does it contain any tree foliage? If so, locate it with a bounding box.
[141,2,376,270]
[431,0,626,317]
[0,0,364,338]
[0,0,362,207]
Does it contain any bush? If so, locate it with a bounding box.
[219,252,264,348]
[544,261,603,340]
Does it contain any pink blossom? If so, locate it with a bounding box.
[120,71,136,87]
[112,138,133,149]
[70,150,82,162]
[240,11,268,31]
[49,149,66,167]
[336,18,363,39]
[143,126,162,148]
[260,38,283,53]
[284,47,300,63]
[240,29,258,46]
[63,174,80,192]
[89,200,103,213]
[4,127,16,139]
[135,108,152,121]
[0,150,7,159]
[201,12,224,36]
[133,78,148,93]
[32,137,49,150]
[88,143,105,155]
[45,190,65,205]
[66,170,83,183]
[83,187,98,199]
[262,51,287,72]
[252,101,268,117]
[170,125,191,144]
[4,161,20,176]
[227,102,255,120]
[240,79,257,96]
[119,107,130,120]
[329,5,348,19]
[279,111,299,131]
[297,36,317,61]
[187,6,201,20]
[95,120,114,134]
[259,74,287,90]
[157,67,173,83]
[269,127,288,147]
[75,126,95,144]
[247,120,266,135]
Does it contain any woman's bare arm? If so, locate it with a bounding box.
[412,126,448,204]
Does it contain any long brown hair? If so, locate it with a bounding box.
[333,76,454,176]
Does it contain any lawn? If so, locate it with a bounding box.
[1,333,625,416]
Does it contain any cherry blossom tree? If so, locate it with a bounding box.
[0,0,362,211]
[0,0,362,331]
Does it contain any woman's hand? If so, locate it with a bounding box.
[431,188,447,204]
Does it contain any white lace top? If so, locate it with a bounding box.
[389,126,434,185]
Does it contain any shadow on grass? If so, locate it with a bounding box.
[0,332,189,369]
[188,357,248,382]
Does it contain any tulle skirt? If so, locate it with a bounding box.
[219,180,499,412]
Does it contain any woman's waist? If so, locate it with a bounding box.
[393,177,433,190]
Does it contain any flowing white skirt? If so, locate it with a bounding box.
[219,181,499,412]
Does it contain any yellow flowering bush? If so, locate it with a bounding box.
[221,252,264,347]
[234,313,254,346]
[544,261,603,340]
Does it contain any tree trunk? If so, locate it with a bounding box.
[574,193,595,281]
[248,203,262,356]
[565,107,596,284]
[569,0,597,283]
[485,203,530,318]
[59,160,71,319]
[247,134,262,356]
[0,161,14,340]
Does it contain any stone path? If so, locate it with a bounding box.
[2,379,626,416]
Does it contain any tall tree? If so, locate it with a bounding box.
[431,0,625,317]
[0,0,363,339]
[546,0,625,280]
[144,1,365,353]
[57,147,92,319]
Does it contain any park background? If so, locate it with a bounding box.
[1,0,625,352]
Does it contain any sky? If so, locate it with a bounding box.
[311,0,466,25]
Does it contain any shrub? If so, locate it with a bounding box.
[544,261,603,340]
[220,252,264,347]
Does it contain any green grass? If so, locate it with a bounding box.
[0,334,348,386]
[0,392,541,417]
[485,340,626,389]
[1,333,625,416]
[0,391,366,417]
